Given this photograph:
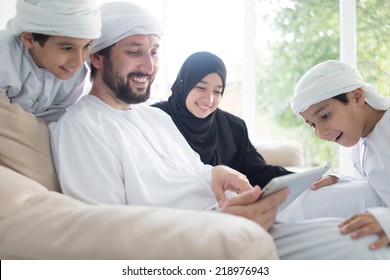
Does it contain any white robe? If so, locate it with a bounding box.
[352,109,390,239]
[50,95,390,259]
[50,95,217,210]
[0,31,87,122]
[353,109,390,204]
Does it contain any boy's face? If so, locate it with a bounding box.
[300,92,365,147]
[24,34,92,80]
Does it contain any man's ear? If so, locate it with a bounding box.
[20,32,35,49]
[89,53,103,70]
[352,87,365,105]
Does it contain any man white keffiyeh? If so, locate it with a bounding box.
[89,1,163,54]
[291,60,390,115]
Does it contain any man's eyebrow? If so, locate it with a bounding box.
[122,42,160,48]
[123,42,142,47]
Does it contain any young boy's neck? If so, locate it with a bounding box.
[363,106,386,137]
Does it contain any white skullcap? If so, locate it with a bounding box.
[291,60,390,115]
[89,1,163,54]
[6,0,101,39]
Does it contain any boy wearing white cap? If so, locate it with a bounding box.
[291,60,390,251]
[0,0,101,122]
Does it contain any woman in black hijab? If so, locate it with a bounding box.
[152,51,292,188]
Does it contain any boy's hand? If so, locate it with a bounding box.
[311,174,338,190]
[339,212,390,250]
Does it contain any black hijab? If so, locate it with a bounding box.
[153,51,237,165]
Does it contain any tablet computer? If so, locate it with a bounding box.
[260,164,330,212]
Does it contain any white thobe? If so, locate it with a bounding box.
[353,109,390,240]
[0,31,87,122]
[353,109,390,204]
[50,95,217,210]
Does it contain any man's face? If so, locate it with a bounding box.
[101,34,160,105]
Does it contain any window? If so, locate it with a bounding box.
[254,0,389,172]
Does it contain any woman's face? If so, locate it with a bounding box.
[185,72,223,118]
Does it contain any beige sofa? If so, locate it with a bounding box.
[255,140,306,172]
[0,95,280,259]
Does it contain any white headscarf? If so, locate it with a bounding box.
[6,0,101,39]
[89,1,163,54]
[291,60,390,115]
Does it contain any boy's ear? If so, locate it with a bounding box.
[20,32,35,49]
[89,53,103,70]
[352,87,365,105]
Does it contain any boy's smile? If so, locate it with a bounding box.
[21,33,92,80]
[59,66,76,73]
[300,93,364,147]
[301,90,386,148]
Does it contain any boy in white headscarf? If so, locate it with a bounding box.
[290,60,390,251]
[0,0,101,122]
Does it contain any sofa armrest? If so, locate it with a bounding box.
[0,94,60,192]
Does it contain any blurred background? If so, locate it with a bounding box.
[1,0,388,173]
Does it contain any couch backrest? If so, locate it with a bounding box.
[0,94,60,192]
[255,140,305,168]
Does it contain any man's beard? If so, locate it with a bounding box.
[102,56,152,104]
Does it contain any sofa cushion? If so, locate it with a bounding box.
[0,165,278,259]
[0,94,60,192]
[255,140,305,168]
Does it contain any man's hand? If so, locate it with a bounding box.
[339,212,389,250]
[311,174,338,190]
[211,165,253,207]
[219,186,290,231]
